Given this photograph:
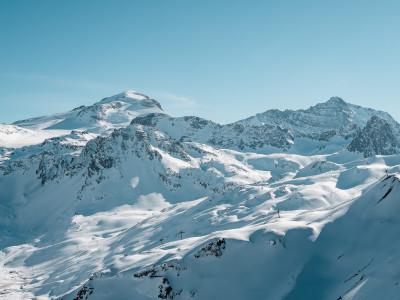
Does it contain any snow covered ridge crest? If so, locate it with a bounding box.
[237,96,399,133]
[2,92,400,155]
[8,90,165,139]
[1,91,400,299]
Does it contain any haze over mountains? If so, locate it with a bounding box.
[1,91,400,299]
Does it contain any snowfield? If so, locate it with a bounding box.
[1,91,400,299]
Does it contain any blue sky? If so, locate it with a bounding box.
[1,0,400,124]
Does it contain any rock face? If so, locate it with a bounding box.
[348,115,400,157]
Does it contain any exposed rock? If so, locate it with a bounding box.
[348,115,400,157]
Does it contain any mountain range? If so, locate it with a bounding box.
[1,91,400,299]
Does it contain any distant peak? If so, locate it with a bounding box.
[326,96,346,105]
[97,91,149,104]
[123,90,149,99]
[91,91,164,112]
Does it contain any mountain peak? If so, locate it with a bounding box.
[237,96,356,135]
[318,96,349,110]
[97,90,148,104]
[11,91,164,134]
[326,96,346,105]
[311,96,350,113]
[97,90,163,111]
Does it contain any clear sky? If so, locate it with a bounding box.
[1,0,400,124]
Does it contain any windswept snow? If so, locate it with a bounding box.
[0,124,70,148]
[287,174,400,299]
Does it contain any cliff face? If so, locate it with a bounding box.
[348,115,400,157]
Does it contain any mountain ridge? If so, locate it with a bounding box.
[236,96,400,139]
[4,92,399,156]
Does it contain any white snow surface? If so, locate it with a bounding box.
[0,124,70,148]
[1,92,400,299]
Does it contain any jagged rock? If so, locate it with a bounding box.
[348,115,400,157]
[194,238,226,258]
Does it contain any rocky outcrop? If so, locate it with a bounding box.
[348,115,400,157]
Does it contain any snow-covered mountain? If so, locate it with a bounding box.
[237,96,399,136]
[127,97,400,155]
[1,91,400,299]
[348,115,400,157]
[13,91,164,132]
[0,91,164,149]
[130,113,295,152]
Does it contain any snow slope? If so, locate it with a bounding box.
[0,124,69,148]
[286,174,400,299]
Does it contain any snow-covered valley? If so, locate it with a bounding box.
[1,91,400,299]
